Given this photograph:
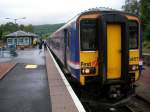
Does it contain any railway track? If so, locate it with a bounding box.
[81,94,150,112]
[126,95,150,112]
[82,102,133,112]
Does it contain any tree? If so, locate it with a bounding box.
[0,26,3,40]
[0,22,34,41]
[19,24,25,30]
[24,24,34,32]
[3,22,19,32]
[140,0,150,40]
[122,0,150,40]
[122,0,140,15]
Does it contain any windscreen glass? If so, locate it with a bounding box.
[80,20,97,51]
[129,21,138,49]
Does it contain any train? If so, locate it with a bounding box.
[47,8,142,106]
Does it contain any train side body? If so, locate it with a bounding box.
[48,20,81,80]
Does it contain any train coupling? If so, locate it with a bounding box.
[108,85,121,99]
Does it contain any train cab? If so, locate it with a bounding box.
[78,11,141,86]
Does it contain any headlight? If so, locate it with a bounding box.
[129,65,139,71]
[81,67,96,74]
[85,68,90,74]
[132,65,137,71]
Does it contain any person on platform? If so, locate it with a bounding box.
[39,39,43,54]
[43,40,47,50]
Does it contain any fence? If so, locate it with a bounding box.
[0,45,17,58]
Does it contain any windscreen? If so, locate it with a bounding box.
[80,20,97,51]
[129,21,139,49]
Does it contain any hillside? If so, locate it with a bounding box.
[33,23,65,38]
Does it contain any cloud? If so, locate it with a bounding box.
[0,0,125,25]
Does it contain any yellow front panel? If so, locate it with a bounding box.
[79,13,100,20]
[107,24,121,79]
[129,50,139,65]
[126,15,140,22]
[80,51,98,75]
[129,50,140,80]
[80,51,98,85]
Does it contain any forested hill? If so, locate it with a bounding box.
[33,23,65,37]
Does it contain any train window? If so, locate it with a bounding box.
[64,29,70,47]
[128,21,138,49]
[67,31,70,47]
[80,20,97,51]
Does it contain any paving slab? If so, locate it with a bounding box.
[45,51,79,112]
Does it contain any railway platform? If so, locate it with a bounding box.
[0,49,50,112]
[0,48,85,112]
[45,48,85,112]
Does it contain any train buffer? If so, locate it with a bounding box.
[0,48,85,112]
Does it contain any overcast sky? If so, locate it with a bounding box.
[0,0,125,25]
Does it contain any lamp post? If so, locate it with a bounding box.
[5,17,26,24]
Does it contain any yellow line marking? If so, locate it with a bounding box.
[25,64,38,69]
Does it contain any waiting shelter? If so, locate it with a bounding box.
[5,30,39,49]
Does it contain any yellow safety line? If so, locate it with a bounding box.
[25,64,38,69]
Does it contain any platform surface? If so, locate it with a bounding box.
[0,49,51,112]
[45,50,79,112]
[0,62,16,79]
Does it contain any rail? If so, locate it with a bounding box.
[126,95,150,112]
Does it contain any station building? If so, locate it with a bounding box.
[5,30,39,49]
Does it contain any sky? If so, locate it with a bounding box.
[0,0,125,25]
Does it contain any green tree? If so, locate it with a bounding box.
[140,0,150,40]
[3,22,19,32]
[122,0,140,15]
[0,26,3,40]
[24,24,34,32]
[0,22,35,41]
[19,24,25,30]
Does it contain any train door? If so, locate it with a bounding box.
[98,14,129,82]
[107,24,121,79]
[64,29,70,68]
[64,29,67,67]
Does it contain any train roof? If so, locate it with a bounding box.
[79,7,138,17]
[50,7,138,38]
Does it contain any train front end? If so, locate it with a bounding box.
[78,10,142,103]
